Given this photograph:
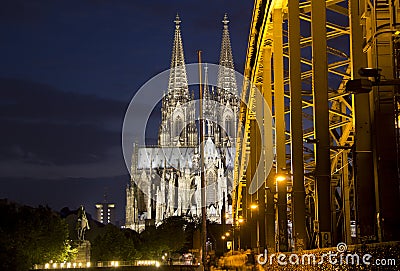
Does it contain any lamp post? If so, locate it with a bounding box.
[250,202,260,253]
[197,50,207,269]
[221,231,231,255]
[236,217,244,250]
[221,235,226,254]
[276,173,288,252]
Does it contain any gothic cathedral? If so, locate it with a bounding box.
[125,14,239,232]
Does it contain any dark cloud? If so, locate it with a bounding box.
[0,78,125,125]
[0,78,127,166]
[1,120,117,165]
[0,0,50,24]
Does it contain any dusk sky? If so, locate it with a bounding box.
[0,0,253,222]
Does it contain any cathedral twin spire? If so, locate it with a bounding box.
[167,13,237,99]
[167,14,190,100]
[217,14,237,101]
[159,13,237,147]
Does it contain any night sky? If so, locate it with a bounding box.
[0,0,253,223]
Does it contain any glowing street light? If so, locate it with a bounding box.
[250,203,258,210]
[275,174,287,182]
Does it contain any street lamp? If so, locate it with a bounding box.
[276,172,289,252]
[345,67,400,94]
[223,231,233,254]
[235,216,245,250]
[275,174,287,183]
[221,235,226,254]
[249,201,260,253]
[250,203,259,210]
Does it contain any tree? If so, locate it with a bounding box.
[91,216,197,262]
[139,216,197,259]
[91,224,139,262]
[0,200,71,271]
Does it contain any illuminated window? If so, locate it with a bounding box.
[225,115,233,138]
[175,115,183,137]
[206,171,216,205]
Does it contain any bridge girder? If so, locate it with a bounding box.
[233,0,356,250]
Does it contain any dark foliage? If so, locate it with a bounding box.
[91,224,140,261]
[138,216,197,259]
[90,216,197,262]
[0,199,70,271]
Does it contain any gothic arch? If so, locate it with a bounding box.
[206,170,217,206]
[172,109,184,138]
[174,115,183,137]
[223,109,234,138]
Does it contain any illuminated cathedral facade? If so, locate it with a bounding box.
[125,14,239,232]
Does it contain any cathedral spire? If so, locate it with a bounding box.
[217,14,237,98]
[203,64,210,100]
[203,65,212,138]
[168,14,189,99]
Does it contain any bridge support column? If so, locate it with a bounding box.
[273,7,288,252]
[288,0,307,251]
[349,0,376,243]
[311,0,332,248]
[263,45,275,253]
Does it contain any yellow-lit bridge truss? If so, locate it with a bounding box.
[233,0,400,252]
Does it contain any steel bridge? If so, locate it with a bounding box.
[232,0,400,253]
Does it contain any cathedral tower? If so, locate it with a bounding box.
[158,15,197,147]
[216,14,239,147]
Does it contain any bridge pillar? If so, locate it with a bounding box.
[288,0,307,251]
[273,7,289,252]
[311,0,332,248]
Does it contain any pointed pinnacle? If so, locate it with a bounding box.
[222,13,229,26]
[174,13,181,29]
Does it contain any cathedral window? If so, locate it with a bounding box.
[174,115,183,137]
[206,171,217,205]
[225,115,234,138]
